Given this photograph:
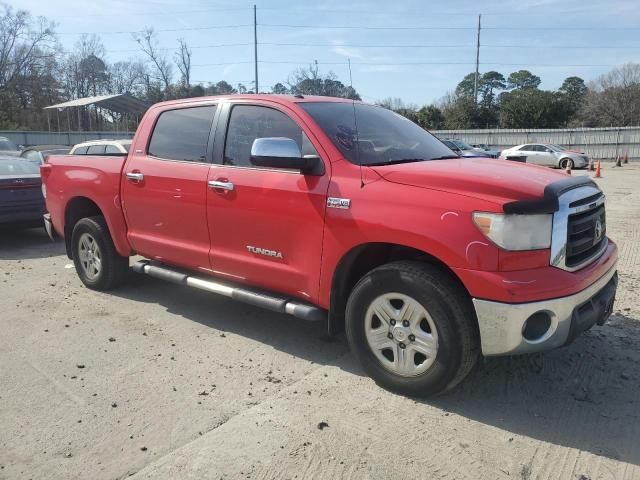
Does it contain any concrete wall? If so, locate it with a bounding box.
[432,126,640,161]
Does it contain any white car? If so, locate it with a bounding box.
[501,143,588,169]
[70,139,132,156]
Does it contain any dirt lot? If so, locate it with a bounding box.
[1,164,639,480]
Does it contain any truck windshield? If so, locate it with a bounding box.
[300,102,456,166]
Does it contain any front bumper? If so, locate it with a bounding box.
[473,262,617,356]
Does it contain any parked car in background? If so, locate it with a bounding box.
[500,143,588,169]
[440,139,477,158]
[440,138,500,158]
[0,136,22,156]
[70,139,131,155]
[0,156,44,227]
[20,145,71,165]
[472,143,501,157]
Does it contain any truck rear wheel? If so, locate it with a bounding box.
[345,261,479,397]
[71,216,129,291]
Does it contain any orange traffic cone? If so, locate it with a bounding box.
[594,160,602,178]
[624,152,629,164]
[565,162,572,175]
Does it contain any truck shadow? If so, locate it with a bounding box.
[0,226,65,260]
[112,274,357,374]
[432,312,640,466]
[112,275,640,466]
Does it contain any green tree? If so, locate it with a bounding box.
[500,89,570,128]
[441,94,479,129]
[272,82,288,94]
[416,105,445,130]
[507,70,541,90]
[454,73,476,98]
[559,76,587,115]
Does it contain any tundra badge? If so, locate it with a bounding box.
[246,246,284,259]
[327,197,351,209]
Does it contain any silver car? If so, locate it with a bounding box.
[501,143,588,169]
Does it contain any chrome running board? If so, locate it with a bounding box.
[132,260,326,322]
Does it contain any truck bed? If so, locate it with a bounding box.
[42,154,132,257]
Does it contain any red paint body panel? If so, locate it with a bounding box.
[454,240,617,303]
[121,156,211,271]
[43,154,132,257]
[42,94,618,314]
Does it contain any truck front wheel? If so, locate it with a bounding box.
[71,216,129,291]
[345,261,479,397]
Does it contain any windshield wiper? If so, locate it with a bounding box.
[365,158,427,166]
[430,155,460,160]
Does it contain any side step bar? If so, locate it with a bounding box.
[132,260,326,322]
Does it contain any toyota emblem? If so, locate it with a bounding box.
[594,218,603,242]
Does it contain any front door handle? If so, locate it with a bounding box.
[208,180,234,191]
[126,172,144,182]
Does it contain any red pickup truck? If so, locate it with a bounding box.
[41,95,618,396]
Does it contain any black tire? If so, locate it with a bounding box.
[71,216,129,290]
[345,261,479,397]
[560,158,574,170]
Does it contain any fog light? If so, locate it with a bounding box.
[522,311,552,342]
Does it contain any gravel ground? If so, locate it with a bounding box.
[1,164,639,480]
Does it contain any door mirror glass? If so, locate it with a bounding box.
[250,137,321,173]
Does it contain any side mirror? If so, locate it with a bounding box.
[250,137,322,174]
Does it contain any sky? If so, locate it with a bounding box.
[11,0,640,105]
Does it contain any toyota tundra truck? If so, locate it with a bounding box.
[41,95,618,396]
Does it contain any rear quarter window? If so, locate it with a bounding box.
[73,146,88,155]
[87,145,106,155]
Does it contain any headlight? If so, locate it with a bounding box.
[473,212,552,251]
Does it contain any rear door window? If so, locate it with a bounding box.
[148,106,216,162]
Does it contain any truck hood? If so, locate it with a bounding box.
[370,157,568,206]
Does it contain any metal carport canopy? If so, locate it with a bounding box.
[43,93,149,115]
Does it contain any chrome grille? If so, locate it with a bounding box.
[550,185,607,271]
[566,204,606,268]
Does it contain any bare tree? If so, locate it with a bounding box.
[134,28,172,93]
[578,63,640,126]
[175,38,191,87]
[109,59,147,95]
[0,5,56,92]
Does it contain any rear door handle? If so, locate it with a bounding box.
[208,180,234,191]
[126,172,144,182]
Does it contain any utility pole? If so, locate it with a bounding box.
[473,13,481,105]
[347,58,353,90]
[253,4,258,94]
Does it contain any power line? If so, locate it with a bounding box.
[57,24,251,36]
[192,60,620,67]
[259,23,640,31]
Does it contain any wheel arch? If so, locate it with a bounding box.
[327,242,472,336]
[64,197,102,259]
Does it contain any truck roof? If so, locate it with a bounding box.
[151,94,361,109]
